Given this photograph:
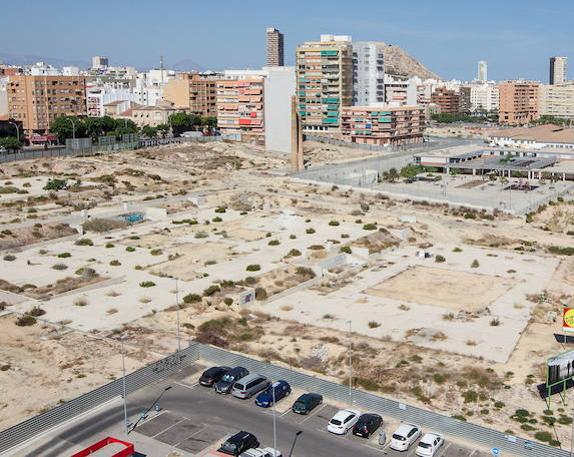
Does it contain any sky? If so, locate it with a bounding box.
[3,0,574,82]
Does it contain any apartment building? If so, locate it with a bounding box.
[469,83,499,113]
[216,74,266,144]
[352,42,385,106]
[163,72,220,117]
[341,105,425,146]
[430,87,460,114]
[550,56,567,85]
[129,101,181,128]
[296,34,353,132]
[498,80,540,125]
[383,75,418,106]
[7,75,86,135]
[459,86,471,114]
[266,28,284,67]
[539,82,574,119]
[478,61,488,82]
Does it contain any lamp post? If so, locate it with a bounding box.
[272,383,277,456]
[175,278,181,352]
[8,121,19,142]
[68,117,76,139]
[120,337,129,435]
[347,320,353,405]
[288,431,303,457]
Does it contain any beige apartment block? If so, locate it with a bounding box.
[129,101,182,128]
[498,81,540,125]
[540,82,574,119]
[296,34,353,133]
[216,76,265,144]
[163,72,220,118]
[7,75,86,134]
[341,105,425,146]
[266,27,284,67]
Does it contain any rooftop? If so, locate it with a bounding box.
[489,124,574,144]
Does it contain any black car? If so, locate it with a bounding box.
[214,366,249,394]
[291,392,323,415]
[199,366,231,387]
[352,413,383,438]
[217,431,259,456]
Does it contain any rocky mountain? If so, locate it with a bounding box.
[377,42,439,80]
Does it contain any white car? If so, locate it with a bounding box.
[416,433,444,457]
[327,409,361,435]
[239,448,282,457]
[390,423,421,451]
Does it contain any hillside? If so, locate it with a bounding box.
[379,43,439,80]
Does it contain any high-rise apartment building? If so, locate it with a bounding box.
[7,75,86,134]
[296,34,353,132]
[458,86,472,114]
[430,87,460,114]
[163,72,221,117]
[539,82,574,119]
[469,83,499,113]
[266,28,284,67]
[498,80,540,125]
[550,56,567,85]
[91,56,109,70]
[341,105,424,146]
[352,42,385,106]
[478,61,488,82]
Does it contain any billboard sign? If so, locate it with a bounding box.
[563,308,574,333]
[547,350,574,388]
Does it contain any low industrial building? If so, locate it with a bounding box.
[489,124,574,150]
[340,105,424,146]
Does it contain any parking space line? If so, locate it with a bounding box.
[150,416,188,439]
[172,423,206,448]
[300,403,328,424]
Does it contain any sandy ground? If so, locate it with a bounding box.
[365,265,516,311]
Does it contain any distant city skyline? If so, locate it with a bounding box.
[2,0,574,81]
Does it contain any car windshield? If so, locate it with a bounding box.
[392,434,406,441]
[419,442,431,449]
[293,401,305,409]
[221,374,234,382]
[330,419,342,426]
[220,442,238,452]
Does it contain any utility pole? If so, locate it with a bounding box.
[175,278,181,352]
[68,117,76,139]
[272,383,277,456]
[288,431,303,457]
[347,320,353,405]
[120,337,129,435]
[8,121,19,142]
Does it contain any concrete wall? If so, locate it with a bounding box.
[264,66,296,154]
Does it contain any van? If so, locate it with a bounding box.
[231,374,270,399]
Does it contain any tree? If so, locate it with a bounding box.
[0,137,22,152]
[49,116,87,143]
[202,116,217,129]
[141,125,158,138]
[382,168,400,182]
[156,123,170,138]
[169,112,194,137]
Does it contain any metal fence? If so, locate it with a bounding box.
[0,135,222,164]
[0,345,200,454]
[197,344,570,457]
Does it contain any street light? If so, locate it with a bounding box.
[347,320,353,405]
[272,383,277,456]
[7,121,19,142]
[175,278,181,352]
[129,385,172,434]
[68,117,76,139]
[119,337,129,435]
[288,431,303,457]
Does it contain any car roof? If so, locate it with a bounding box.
[420,433,441,443]
[229,431,254,441]
[333,409,360,419]
[271,380,288,387]
[358,413,380,421]
[395,423,418,435]
[235,373,265,383]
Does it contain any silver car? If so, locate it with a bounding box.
[232,374,270,399]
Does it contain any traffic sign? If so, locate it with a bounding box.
[491,448,501,456]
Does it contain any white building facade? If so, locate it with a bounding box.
[469,83,499,113]
[352,42,385,106]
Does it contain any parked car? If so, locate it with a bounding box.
[255,380,291,408]
[199,366,231,387]
[239,448,282,457]
[232,373,270,399]
[214,367,249,394]
[218,431,259,456]
[390,423,421,451]
[416,433,444,457]
[327,409,361,435]
[291,393,323,415]
[352,413,383,438]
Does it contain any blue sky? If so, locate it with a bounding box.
[3,0,574,81]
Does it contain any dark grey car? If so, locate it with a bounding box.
[214,366,249,394]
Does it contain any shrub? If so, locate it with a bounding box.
[52,263,68,270]
[548,246,574,256]
[110,260,121,266]
[74,297,88,307]
[150,249,163,256]
[212,217,223,223]
[471,259,480,268]
[223,297,233,306]
[534,431,553,442]
[139,281,156,288]
[43,178,67,191]
[246,264,261,272]
[255,287,268,300]
[3,254,16,262]
[289,234,296,239]
[435,255,446,263]
[74,238,93,246]
[57,252,72,258]
[27,306,46,317]
[126,246,136,252]
[214,207,227,213]
[306,228,316,234]
[203,285,221,296]
[453,247,462,252]
[329,220,340,226]
[268,239,280,246]
[286,249,301,258]
[490,317,500,326]
[195,231,208,239]
[340,246,352,254]
[183,293,201,304]
[105,243,114,248]
[15,315,36,326]
[368,321,381,328]
[295,266,315,277]
[363,223,377,230]
[244,276,257,285]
